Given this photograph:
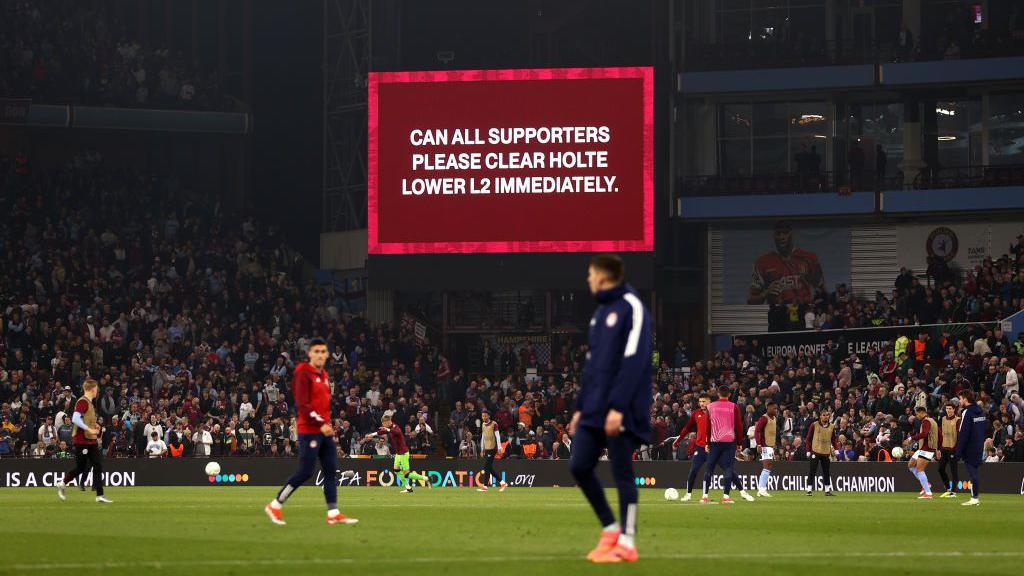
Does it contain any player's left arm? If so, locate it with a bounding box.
[608,299,648,417]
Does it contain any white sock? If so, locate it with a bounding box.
[701,481,707,497]
[270,500,282,510]
[602,522,619,533]
[328,508,339,516]
[618,534,635,549]
[916,471,931,493]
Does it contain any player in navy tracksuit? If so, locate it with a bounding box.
[569,255,652,564]
[955,389,988,506]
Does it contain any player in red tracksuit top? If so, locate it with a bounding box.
[673,393,711,501]
[265,338,358,526]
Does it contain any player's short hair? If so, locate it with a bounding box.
[944,402,956,410]
[308,337,328,349]
[958,389,975,402]
[716,385,730,398]
[914,405,927,413]
[766,400,777,408]
[698,393,711,401]
[589,254,624,283]
[83,379,98,391]
[381,413,392,422]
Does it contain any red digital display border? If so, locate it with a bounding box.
[367,66,654,255]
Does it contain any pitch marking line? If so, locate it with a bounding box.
[7,550,1024,571]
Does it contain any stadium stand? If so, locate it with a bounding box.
[2,153,1021,464]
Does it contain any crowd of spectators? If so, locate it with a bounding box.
[0,1,236,110]
[0,152,439,459]
[2,152,1022,467]
[769,246,1024,333]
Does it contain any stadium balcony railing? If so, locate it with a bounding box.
[683,32,1024,72]
[906,164,1024,190]
[681,171,836,197]
[681,165,1024,197]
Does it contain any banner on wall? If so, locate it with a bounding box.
[721,221,852,306]
[735,321,999,359]
[487,334,552,367]
[896,221,1024,276]
[4,458,1024,494]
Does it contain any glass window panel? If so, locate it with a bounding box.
[988,93,1024,165]
[789,102,830,138]
[719,10,752,43]
[753,102,789,137]
[932,99,979,168]
[788,6,826,47]
[722,0,751,10]
[721,103,753,139]
[790,136,826,174]
[754,137,788,174]
[859,103,903,176]
[750,8,786,42]
[720,139,752,177]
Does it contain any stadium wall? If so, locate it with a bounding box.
[3,459,1023,494]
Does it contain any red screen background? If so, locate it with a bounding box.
[367,67,653,254]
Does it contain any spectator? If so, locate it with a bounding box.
[146,431,168,458]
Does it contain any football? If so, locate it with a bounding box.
[664,487,680,501]
[891,447,904,459]
[205,461,222,476]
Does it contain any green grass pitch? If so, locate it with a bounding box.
[1,487,1021,575]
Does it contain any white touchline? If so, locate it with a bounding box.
[10,550,1024,571]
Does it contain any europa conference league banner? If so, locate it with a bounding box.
[3,459,1024,494]
[736,321,998,359]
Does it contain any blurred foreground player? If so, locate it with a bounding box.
[265,338,358,525]
[569,255,652,563]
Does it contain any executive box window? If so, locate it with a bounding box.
[848,102,904,178]
[715,0,826,49]
[717,101,831,176]
[928,99,982,169]
[988,93,1024,166]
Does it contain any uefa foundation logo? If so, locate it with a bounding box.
[208,472,251,484]
[634,476,657,487]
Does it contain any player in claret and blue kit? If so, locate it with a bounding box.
[265,338,358,526]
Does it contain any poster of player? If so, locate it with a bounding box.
[721,221,852,306]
